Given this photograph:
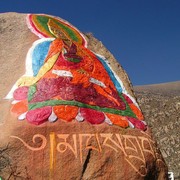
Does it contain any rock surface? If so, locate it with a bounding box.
[0,12,168,179]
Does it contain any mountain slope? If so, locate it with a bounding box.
[134,81,180,96]
[134,81,180,179]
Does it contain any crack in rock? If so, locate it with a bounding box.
[81,149,92,179]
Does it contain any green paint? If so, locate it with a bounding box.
[27,84,136,118]
[36,15,79,42]
[118,92,137,118]
[28,99,136,118]
[67,58,81,63]
[36,16,55,38]
[54,19,79,42]
[28,85,37,102]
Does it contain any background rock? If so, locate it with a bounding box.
[134,81,180,180]
[0,12,38,100]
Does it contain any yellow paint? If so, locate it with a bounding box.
[17,52,60,86]
[50,132,56,179]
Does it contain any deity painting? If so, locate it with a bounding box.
[6,14,146,131]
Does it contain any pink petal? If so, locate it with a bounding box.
[80,108,105,124]
[26,106,52,125]
[127,117,147,130]
[13,86,29,100]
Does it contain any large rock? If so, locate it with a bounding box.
[0,12,168,179]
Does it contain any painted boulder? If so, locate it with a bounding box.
[0,13,168,179]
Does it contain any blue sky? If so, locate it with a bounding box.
[0,0,180,85]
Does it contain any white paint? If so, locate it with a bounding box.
[11,100,20,104]
[141,121,147,125]
[52,70,73,77]
[48,110,58,122]
[76,111,84,122]
[4,84,18,99]
[89,77,106,88]
[128,120,135,128]
[18,112,27,120]
[104,114,113,125]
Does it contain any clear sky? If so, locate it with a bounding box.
[0,0,180,85]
